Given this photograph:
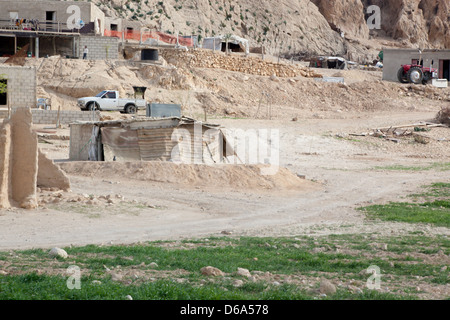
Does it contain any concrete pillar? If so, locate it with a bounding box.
[35,37,39,58]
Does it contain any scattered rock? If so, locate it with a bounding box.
[49,247,68,259]
[319,279,336,295]
[270,74,279,82]
[125,295,133,300]
[236,267,252,278]
[200,266,224,277]
[233,279,244,287]
[149,262,159,269]
[110,272,123,282]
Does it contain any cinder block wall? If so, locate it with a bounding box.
[69,123,95,161]
[0,66,36,108]
[79,35,119,60]
[31,109,100,124]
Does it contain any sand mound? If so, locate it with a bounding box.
[59,161,317,192]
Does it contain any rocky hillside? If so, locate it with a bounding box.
[93,0,449,63]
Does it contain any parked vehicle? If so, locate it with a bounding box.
[397,50,438,84]
[77,90,146,114]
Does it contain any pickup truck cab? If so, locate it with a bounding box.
[77,90,146,114]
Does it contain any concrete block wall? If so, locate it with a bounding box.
[79,35,119,60]
[31,109,100,125]
[0,66,36,108]
[69,123,95,161]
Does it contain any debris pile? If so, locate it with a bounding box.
[435,107,450,125]
[160,49,322,78]
[349,121,448,144]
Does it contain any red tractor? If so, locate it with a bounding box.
[397,64,437,84]
[397,50,438,84]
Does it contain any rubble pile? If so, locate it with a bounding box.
[160,49,322,78]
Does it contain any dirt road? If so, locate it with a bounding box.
[0,110,449,250]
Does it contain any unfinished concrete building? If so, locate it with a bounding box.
[0,0,120,59]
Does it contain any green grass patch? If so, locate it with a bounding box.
[360,182,450,227]
[360,202,450,227]
[0,234,447,300]
[374,162,450,172]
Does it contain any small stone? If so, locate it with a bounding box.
[233,280,244,287]
[236,267,251,278]
[49,247,68,259]
[200,266,224,277]
[319,279,336,295]
[110,272,123,281]
[92,280,102,285]
[125,295,133,300]
[149,262,158,269]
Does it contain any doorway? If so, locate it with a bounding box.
[0,79,7,106]
[440,60,450,81]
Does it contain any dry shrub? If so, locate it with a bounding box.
[435,106,450,125]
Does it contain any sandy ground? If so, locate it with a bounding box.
[0,108,449,250]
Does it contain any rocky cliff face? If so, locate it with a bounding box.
[93,0,449,61]
[362,0,449,49]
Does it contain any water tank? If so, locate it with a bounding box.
[141,49,159,61]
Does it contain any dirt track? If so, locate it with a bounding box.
[0,109,449,250]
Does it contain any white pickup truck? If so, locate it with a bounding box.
[77,90,146,114]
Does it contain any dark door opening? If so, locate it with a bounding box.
[110,24,118,31]
[45,11,56,31]
[0,79,7,106]
[442,60,450,81]
[221,42,242,53]
[46,11,56,21]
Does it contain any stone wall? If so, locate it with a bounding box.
[160,49,322,78]
[79,35,119,60]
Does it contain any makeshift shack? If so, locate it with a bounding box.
[69,117,235,164]
[309,56,347,69]
[202,35,249,54]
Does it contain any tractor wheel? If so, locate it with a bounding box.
[407,67,424,84]
[397,67,408,83]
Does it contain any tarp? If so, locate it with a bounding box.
[101,127,140,161]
